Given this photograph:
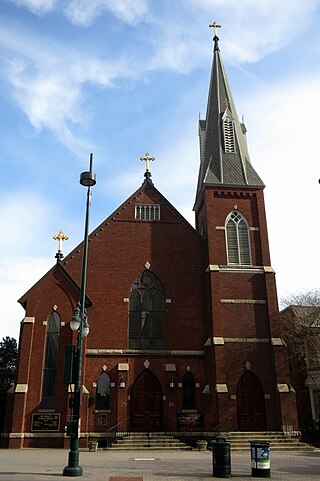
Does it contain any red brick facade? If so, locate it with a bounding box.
[1,176,298,448]
[2,37,299,448]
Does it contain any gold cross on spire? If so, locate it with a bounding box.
[53,230,68,261]
[209,21,221,36]
[140,152,155,173]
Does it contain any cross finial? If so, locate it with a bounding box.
[209,21,221,51]
[53,229,68,262]
[140,152,155,179]
[209,21,221,37]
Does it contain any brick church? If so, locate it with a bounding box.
[3,31,298,448]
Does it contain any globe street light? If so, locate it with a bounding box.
[63,154,96,477]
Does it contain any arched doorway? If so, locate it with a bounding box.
[237,371,267,431]
[131,370,163,432]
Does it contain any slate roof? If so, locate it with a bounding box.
[195,36,264,203]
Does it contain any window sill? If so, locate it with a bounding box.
[94,410,111,414]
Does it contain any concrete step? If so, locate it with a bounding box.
[109,433,188,451]
[107,431,313,452]
[224,432,313,452]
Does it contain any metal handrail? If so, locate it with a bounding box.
[213,415,230,433]
[106,417,130,434]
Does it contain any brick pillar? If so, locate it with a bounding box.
[8,317,35,448]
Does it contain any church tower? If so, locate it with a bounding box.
[195,24,298,431]
[2,26,301,450]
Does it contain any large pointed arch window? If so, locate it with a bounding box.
[129,270,165,349]
[41,310,61,408]
[225,211,251,265]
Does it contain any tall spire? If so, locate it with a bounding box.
[195,24,264,203]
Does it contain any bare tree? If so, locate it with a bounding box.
[280,289,320,386]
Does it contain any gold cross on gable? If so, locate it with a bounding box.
[209,21,221,36]
[140,152,155,172]
[53,229,68,253]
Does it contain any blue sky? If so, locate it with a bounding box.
[1,0,320,340]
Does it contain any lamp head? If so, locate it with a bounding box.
[70,305,81,331]
[82,313,90,337]
[80,171,96,187]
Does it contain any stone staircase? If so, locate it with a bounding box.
[108,431,314,451]
[227,432,314,451]
[109,432,188,450]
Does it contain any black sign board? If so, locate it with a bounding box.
[31,413,61,431]
[177,413,204,428]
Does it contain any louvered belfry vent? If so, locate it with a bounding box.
[223,114,236,153]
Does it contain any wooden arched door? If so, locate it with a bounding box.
[131,370,163,432]
[237,371,267,431]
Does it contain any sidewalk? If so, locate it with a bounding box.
[0,448,319,480]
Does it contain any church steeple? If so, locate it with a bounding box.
[195,24,264,205]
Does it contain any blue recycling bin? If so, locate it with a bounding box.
[250,440,270,478]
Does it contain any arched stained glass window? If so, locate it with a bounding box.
[182,372,196,409]
[41,310,61,408]
[225,211,251,265]
[129,271,165,349]
[96,372,111,410]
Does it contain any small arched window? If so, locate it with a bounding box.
[225,211,251,265]
[41,310,61,408]
[96,372,111,410]
[129,270,165,349]
[182,372,196,409]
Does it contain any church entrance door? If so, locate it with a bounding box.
[237,371,267,431]
[131,370,163,432]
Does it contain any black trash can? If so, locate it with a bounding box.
[211,436,231,478]
[250,440,270,478]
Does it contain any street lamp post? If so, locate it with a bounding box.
[63,154,96,477]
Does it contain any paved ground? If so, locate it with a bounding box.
[0,448,319,480]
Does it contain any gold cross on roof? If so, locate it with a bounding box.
[53,230,68,256]
[140,152,155,172]
[209,21,221,36]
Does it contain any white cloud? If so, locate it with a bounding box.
[65,0,150,27]
[148,23,207,74]
[8,0,56,14]
[1,25,131,155]
[7,0,150,26]
[0,191,55,340]
[0,191,53,255]
[186,0,320,63]
[0,257,52,341]
[242,75,320,300]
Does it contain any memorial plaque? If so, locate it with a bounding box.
[177,413,204,428]
[31,413,60,431]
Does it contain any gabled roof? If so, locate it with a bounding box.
[18,261,92,309]
[19,176,202,307]
[195,34,264,205]
[60,176,202,267]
